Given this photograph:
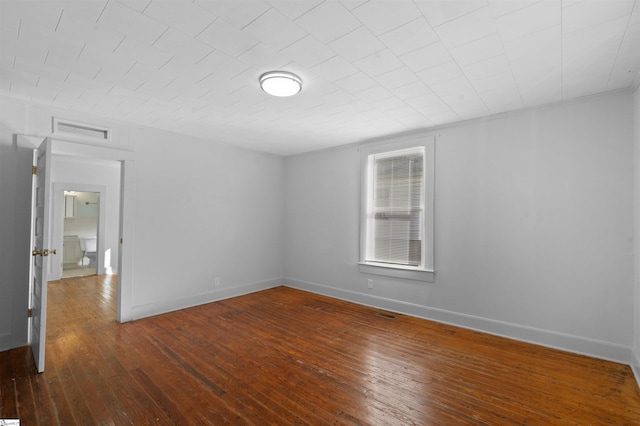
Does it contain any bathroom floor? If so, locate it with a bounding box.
[62,266,96,279]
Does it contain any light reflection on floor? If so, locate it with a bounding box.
[62,266,96,278]
[361,334,428,424]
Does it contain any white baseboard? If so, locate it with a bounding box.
[130,278,282,321]
[283,277,633,366]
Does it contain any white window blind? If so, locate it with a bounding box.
[366,147,424,267]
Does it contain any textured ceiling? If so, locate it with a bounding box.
[1,0,639,156]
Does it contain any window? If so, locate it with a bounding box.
[359,136,435,281]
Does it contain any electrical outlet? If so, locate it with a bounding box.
[214,277,220,287]
[367,279,373,289]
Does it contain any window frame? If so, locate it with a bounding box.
[359,135,435,282]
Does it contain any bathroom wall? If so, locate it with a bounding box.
[63,191,99,267]
[65,192,99,240]
[74,192,99,217]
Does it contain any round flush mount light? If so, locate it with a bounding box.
[259,71,302,97]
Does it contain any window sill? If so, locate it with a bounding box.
[358,262,435,282]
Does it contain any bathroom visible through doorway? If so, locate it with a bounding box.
[62,191,99,278]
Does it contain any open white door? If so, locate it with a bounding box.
[31,138,54,373]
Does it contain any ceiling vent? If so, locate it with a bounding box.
[52,117,111,142]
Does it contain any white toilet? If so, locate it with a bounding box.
[79,237,97,267]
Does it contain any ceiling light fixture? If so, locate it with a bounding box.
[259,71,302,97]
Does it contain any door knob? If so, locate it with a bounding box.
[32,249,43,256]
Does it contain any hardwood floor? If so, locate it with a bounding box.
[1,275,639,424]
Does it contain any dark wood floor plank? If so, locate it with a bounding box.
[0,378,18,419]
[134,322,307,425]
[27,370,60,425]
[106,372,174,425]
[0,276,639,424]
[151,316,333,425]
[185,304,376,422]
[13,375,37,425]
[120,322,263,424]
[211,295,527,424]
[46,337,97,424]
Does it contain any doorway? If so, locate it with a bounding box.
[50,181,110,282]
[62,191,99,278]
[33,138,134,311]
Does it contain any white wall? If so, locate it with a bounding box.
[128,126,285,318]
[0,97,285,350]
[0,98,30,350]
[284,91,636,363]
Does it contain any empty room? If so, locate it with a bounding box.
[1,0,640,424]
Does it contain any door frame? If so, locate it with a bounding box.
[45,139,135,323]
[51,184,107,280]
[24,138,135,327]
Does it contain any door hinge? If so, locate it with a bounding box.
[27,308,33,318]
[32,165,37,175]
